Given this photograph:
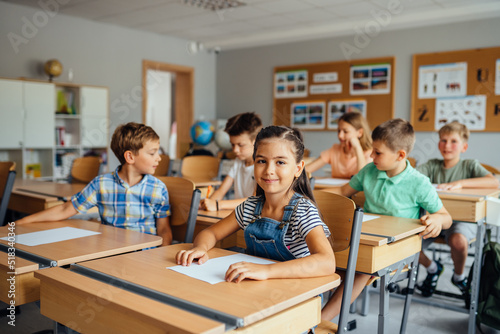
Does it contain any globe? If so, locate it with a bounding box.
[214,129,232,150]
[44,59,63,81]
[190,121,214,146]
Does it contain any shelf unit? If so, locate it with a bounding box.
[0,78,109,181]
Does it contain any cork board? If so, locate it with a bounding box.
[411,46,500,131]
[273,56,395,131]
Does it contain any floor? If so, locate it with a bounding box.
[1,249,499,334]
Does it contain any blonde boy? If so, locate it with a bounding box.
[416,121,499,298]
[17,123,172,245]
[322,118,452,321]
[200,112,262,211]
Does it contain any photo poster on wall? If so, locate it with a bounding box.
[327,100,367,130]
[275,70,308,98]
[435,95,486,130]
[418,62,467,99]
[350,63,391,95]
[290,101,325,129]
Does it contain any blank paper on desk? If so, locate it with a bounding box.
[0,227,100,246]
[169,253,274,284]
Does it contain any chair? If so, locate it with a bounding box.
[481,163,500,175]
[0,162,16,226]
[313,190,364,334]
[407,157,416,167]
[69,156,101,184]
[156,176,201,243]
[179,155,221,182]
[153,154,171,177]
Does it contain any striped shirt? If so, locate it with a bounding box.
[71,166,170,235]
[235,196,330,258]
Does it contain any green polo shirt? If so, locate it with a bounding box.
[416,158,489,184]
[350,161,443,219]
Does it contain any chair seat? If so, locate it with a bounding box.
[316,320,338,334]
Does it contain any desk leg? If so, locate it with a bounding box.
[468,219,485,334]
[378,274,389,334]
[400,253,419,334]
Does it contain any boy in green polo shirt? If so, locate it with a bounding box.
[416,121,499,299]
[321,118,452,322]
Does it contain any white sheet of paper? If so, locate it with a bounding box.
[168,253,275,284]
[0,227,101,246]
[315,178,349,186]
[362,214,380,222]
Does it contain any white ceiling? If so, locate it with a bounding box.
[3,0,500,51]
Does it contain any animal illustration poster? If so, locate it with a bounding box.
[434,95,486,130]
[418,62,467,99]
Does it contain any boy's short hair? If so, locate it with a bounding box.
[224,112,262,140]
[111,122,159,165]
[438,121,469,142]
[372,118,415,154]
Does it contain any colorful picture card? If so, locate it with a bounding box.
[291,101,325,130]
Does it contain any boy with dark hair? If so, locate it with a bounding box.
[17,122,172,245]
[321,118,452,322]
[200,112,262,211]
[416,121,499,298]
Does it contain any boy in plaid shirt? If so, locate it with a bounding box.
[17,123,172,245]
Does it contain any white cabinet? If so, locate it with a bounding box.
[0,79,24,149]
[80,86,108,148]
[23,81,55,148]
[0,78,108,180]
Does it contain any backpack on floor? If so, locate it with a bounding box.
[466,229,500,331]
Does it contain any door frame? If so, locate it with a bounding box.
[142,60,194,158]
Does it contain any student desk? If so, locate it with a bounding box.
[416,188,500,334]
[8,179,86,214]
[197,209,424,333]
[34,244,341,334]
[0,220,162,306]
[313,178,366,208]
[196,209,239,249]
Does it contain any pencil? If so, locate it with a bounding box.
[207,185,213,198]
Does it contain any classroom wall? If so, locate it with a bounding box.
[0,2,217,169]
[216,17,500,168]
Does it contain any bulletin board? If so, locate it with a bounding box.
[272,56,395,131]
[411,46,500,132]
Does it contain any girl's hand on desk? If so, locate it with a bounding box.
[419,215,442,239]
[199,198,217,211]
[225,262,270,283]
[176,248,209,266]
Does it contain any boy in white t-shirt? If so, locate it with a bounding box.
[200,112,262,211]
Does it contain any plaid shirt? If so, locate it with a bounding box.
[71,166,170,235]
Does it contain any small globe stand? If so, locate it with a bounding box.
[44,59,63,82]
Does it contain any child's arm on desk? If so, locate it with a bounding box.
[176,211,240,265]
[437,173,499,190]
[15,201,78,225]
[419,206,452,239]
[199,175,233,211]
[225,226,335,283]
[156,217,172,246]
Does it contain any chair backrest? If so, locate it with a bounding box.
[180,156,221,182]
[313,190,363,333]
[0,162,16,226]
[156,176,201,243]
[153,154,171,177]
[482,163,500,175]
[408,157,417,167]
[70,156,101,184]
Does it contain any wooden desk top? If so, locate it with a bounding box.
[198,209,233,220]
[0,251,38,274]
[77,244,340,327]
[313,177,349,190]
[13,179,86,199]
[193,179,223,188]
[0,220,162,267]
[360,215,424,247]
[437,188,500,202]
